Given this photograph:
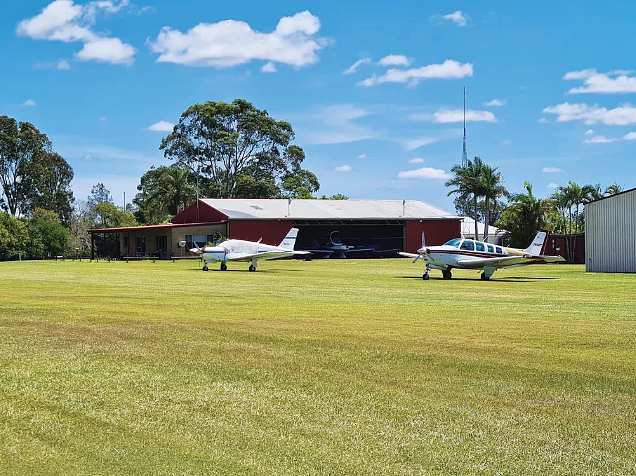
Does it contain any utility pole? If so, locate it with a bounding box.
[462,87,468,168]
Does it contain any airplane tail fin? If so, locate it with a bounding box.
[279,228,299,250]
[523,231,547,255]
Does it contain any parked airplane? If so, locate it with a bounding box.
[179,228,310,271]
[399,231,565,280]
[305,231,375,259]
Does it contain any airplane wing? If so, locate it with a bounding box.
[398,252,420,259]
[456,254,565,269]
[225,250,310,262]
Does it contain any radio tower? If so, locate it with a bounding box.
[462,87,468,168]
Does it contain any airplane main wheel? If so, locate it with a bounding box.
[481,272,490,281]
[220,263,227,271]
[202,265,209,271]
[423,273,430,280]
[248,265,256,272]
[442,270,452,280]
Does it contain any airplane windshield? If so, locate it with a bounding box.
[443,238,462,248]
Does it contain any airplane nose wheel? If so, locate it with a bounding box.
[202,265,209,271]
[220,262,227,271]
[422,272,429,280]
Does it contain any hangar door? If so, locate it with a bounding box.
[293,220,405,258]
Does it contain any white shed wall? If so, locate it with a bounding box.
[585,189,636,273]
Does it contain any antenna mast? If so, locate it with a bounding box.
[462,87,468,168]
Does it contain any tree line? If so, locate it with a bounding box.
[0,100,346,259]
[445,157,623,261]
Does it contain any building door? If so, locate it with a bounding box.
[135,236,146,255]
[155,235,168,255]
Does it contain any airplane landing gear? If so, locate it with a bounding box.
[442,270,452,280]
[202,265,209,271]
[248,265,256,272]
[422,272,429,280]
[480,272,490,281]
[220,262,227,271]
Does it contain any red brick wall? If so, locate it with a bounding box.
[229,220,295,246]
[405,220,461,253]
[171,200,228,224]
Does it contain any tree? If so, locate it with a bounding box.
[446,157,485,239]
[497,182,553,248]
[24,151,74,224]
[479,163,508,241]
[161,99,315,198]
[0,116,51,216]
[320,194,349,200]
[87,183,113,208]
[281,169,320,199]
[67,200,92,257]
[134,166,196,224]
[93,202,138,228]
[604,183,623,196]
[26,209,69,259]
[0,212,28,260]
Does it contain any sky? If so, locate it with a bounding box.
[2,0,636,212]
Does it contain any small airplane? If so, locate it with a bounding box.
[179,228,310,271]
[305,231,375,259]
[399,230,565,280]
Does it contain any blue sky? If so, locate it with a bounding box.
[2,0,636,211]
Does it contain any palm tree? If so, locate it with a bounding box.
[557,181,595,262]
[497,181,552,248]
[147,166,197,216]
[446,157,485,239]
[604,183,623,196]
[479,164,508,241]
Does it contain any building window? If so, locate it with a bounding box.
[155,235,168,253]
[185,235,214,248]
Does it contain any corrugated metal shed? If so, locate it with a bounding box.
[199,199,456,220]
[585,188,636,273]
[461,217,506,243]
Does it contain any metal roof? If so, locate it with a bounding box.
[461,217,505,237]
[199,199,456,220]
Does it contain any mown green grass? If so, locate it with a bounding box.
[1,259,635,475]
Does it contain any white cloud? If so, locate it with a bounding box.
[542,167,564,173]
[584,135,619,144]
[149,11,327,69]
[357,153,367,159]
[261,61,277,73]
[358,59,473,87]
[146,121,174,132]
[548,182,559,189]
[408,157,425,164]
[23,99,37,106]
[501,139,512,145]
[624,132,636,140]
[433,108,497,123]
[335,165,352,172]
[483,99,505,107]
[84,154,92,160]
[564,68,636,94]
[378,54,413,67]
[404,137,439,151]
[542,102,636,125]
[57,59,71,69]
[17,0,135,65]
[342,57,371,74]
[538,117,549,123]
[584,129,594,135]
[439,11,468,27]
[99,116,107,122]
[302,104,373,144]
[397,167,451,180]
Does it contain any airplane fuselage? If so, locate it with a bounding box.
[200,240,291,263]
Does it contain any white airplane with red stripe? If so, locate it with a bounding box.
[399,231,565,281]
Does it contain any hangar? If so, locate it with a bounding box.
[585,187,636,273]
[89,199,460,259]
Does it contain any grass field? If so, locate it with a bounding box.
[1,258,635,475]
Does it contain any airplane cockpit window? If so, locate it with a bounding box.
[496,247,503,254]
[475,242,485,252]
[443,238,462,248]
[460,240,475,251]
[487,245,494,253]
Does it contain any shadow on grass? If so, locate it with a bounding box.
[395,275,557,283]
